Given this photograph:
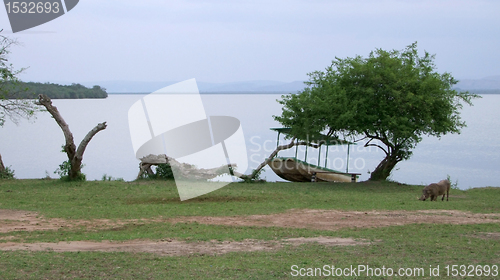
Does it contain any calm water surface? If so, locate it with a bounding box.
[1,94,498,189]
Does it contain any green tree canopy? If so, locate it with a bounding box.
[0,31,39,177]
[0,33,37,126]
[274,42,478,181]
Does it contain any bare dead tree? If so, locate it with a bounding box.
[137,138,321,182]
[137,154,238,180]
[37,94,107,180]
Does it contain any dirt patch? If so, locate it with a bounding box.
[285,236,375,246]
[0,237,370,256]
[0,209,499,234]
[0,209,58,233]
[468,232,500,240]
[0,209,143,234]
[1,208,497,255]
[168,209,500,231]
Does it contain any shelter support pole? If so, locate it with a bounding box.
[325,145,329,168]
[346,143,351,173]
[305,145,308,161]
[318,145,321,166]
[275,132,280,158]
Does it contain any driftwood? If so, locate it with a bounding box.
[138,138,322,181]
[138,154,239,180]
[37,94,107,180]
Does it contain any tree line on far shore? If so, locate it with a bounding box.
[13,82,108,99]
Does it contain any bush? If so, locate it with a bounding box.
[447,175,459,190]
[0,166,15,179]
[101,174,124,181]
[139,163,175,180]
[156,163,174,179]
[240,168,266,183]
[54,160,86,181]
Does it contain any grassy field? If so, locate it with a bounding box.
[0,179,499,279]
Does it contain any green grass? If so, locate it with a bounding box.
[0,223,498,279]
[0,179,499,279]
[0,179,499,220]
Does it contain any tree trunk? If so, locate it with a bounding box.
[137,154,238,180]
[0,153,5,175]
[69,121,107,180]
[36,95,77,160]
[37,94,107,180]
[369,154,401,181]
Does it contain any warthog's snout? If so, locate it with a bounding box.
[418,191,429,201]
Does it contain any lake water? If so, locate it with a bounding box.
[1,93,498,190]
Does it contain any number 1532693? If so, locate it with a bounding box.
[5,2,60,14]
[445,265,498,277]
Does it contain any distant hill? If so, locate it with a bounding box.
[47,76,500,94]
[78,80,307,94]
[198,80,305,93]
[455,76,500,90]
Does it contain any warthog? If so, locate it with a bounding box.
[419,179,450,201]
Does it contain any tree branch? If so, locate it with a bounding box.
[75,122,107,161]
[364,137,389,156]
[36,94,76,159]
[245,137,297,178]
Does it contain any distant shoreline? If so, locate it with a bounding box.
[107,89,500,95]
[107,91,296,95]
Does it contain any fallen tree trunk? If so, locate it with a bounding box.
[138,154,238,180]
[138,138,321,181]
[37,94,107,180]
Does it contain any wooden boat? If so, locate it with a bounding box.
[267,128,360,183]
[268,157,355,183]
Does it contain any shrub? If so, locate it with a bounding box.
[0,166,15,179]
[54,160,86,181]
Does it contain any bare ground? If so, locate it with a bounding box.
[0,237,371,256]
[168,209,500,231]
[0,209,138,233]
[0,209,498,255]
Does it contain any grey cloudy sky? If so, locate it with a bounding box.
[2,0,499,84]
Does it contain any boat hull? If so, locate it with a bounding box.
[268,157,353,183]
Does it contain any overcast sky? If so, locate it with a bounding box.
[2,0,499,84]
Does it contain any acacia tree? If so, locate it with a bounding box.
[275,42,478,181]
[0,32,38,177]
